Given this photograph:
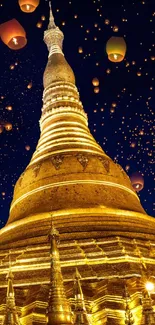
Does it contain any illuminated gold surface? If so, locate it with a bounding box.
[3,267,21,325]
[48,226,72,325]
[74,268,90,325]
[7,0,145,224]
[0,3,154,325]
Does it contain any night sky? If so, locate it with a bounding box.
[0,0,154,227]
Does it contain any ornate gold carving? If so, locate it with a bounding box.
[116,163,128,178]
[32,163,42,177]
[51,155,64,170]
[18,172,24,186]
[77,154,89,170]
[141,291,155,325]
[98,157,110,172]
[124,285,134,325]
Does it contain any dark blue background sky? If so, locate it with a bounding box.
[0,0,154,226]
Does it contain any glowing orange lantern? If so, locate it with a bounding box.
[4,122,12,131]
[36,21,42,28]
[18,0,40,13]
[25,145,30,151]
[27,82,32,89]
[130,172,144,192]
[0,125,3,134]
[105,19,110,25]
[106,37,127,63]
[94,87,100,94]
[6,105,12,111]
[92,78,99,87]
[78,46,83,54]
[10,64,15,70]
[113,25,119,32]
[41,15,46,21]
[0,19,27,50]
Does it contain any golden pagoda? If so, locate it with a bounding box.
[0,2,155,325]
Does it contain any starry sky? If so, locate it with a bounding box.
[0,0,154,227]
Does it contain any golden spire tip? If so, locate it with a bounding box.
[75,268,81,280]
[48,1,56,29]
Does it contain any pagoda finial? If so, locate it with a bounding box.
[73,268,90,325]
[48,1,56,29]
[3,257,21,325]
[44,1,64,57]
[47,224,72,325]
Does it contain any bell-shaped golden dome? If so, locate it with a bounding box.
[43,54,75,88]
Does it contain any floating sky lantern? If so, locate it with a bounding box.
[137,71,142,77]
[10,64,15,70]
[92,78,99,87]
[41,15,46,21]
[25,145,30,151]
[130,172,144,192]
[106,68,111,74]
[130,142,136,148]
[4,122,12,131]
[94,87,100,94]
[125,165,130,172]
[0,19,27,50]
[78,46,83,54]
[27,82,32,89]
[106,37,127,63]
[0,125,4,134]
[18,0,40,13]
[36,21,42,28]
[105,19,110,25]
[113,25,119,32]
[6,105,12,111]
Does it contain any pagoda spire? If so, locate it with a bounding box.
[73,268,90,325]
[48,1,56,29]
[3,261,21,325]
[44,1,64,57]
[124,285,134,325]
[27,0,104,168]
[141,291,155,325]
[47,224,72,325]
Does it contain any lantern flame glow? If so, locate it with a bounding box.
[12,37,18,45]
[26,4,30,10]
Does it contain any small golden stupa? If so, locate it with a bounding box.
[0,2,155,325]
